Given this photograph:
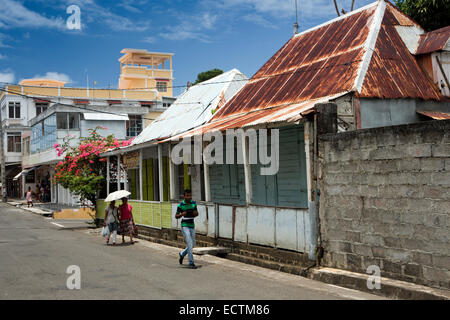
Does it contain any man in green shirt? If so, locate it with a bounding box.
[175,189,199,269]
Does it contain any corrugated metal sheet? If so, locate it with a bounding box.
[163,94,344,142]
[360,4,443,100]
[417,110,450,120]
[131,69,248,145]
[416,26,450,55]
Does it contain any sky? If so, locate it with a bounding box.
[0,0,376,96]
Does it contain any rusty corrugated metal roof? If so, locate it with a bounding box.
[417,110,450,120]
[207,1,442,133]
[212,3,377,120]
[161,94,345,142]
[360,4,442,100]
[415,26,450,55]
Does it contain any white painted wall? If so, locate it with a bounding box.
[168,201,314,257]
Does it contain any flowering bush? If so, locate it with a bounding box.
[53,127,133,207]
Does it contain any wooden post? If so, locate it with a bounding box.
[158,144,164,202]
[139,150,143,201]
[241,131,253,204]
[168,144,176,200]
[117,154,121,191]
[203,142,211,202]
[106,156,110,195]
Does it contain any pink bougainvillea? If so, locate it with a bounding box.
[52,126,133,207]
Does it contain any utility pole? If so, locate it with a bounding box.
[293,0,299,35]
[0,100,7,202]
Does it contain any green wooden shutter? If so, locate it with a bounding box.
[147,159,154,201]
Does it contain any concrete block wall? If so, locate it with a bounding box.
[318,120,450,289]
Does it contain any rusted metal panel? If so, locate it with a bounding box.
[417,111,450,120]
[360,6,442,100]
[416,26,450,55]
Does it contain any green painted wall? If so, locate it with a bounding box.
[96,199,171,229]
[252,125,308,208]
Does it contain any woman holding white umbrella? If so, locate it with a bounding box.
[104,190,134,244]
[118,197,136,244]
[103,200,119,245]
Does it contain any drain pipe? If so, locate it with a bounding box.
[313,112,322,267]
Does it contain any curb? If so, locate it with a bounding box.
[6,201,53,217]
[308,267,450,300]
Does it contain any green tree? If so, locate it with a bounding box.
[53,127,132,214]
[193,68,223,85]
[394,0,450,31]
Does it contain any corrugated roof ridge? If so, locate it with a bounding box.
[353,0,386,93]
[294,1,379,39]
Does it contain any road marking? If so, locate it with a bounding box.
[45,217,52,220]
[51,222,65,228]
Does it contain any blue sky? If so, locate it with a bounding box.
[0,0,376,96]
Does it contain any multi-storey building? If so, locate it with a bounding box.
[0,49,176,202]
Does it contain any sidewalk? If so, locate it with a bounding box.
[6,199,84,217]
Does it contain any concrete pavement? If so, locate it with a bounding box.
[0,202,386,300]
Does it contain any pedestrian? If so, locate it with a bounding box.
[175,189,199,269]
[118,197,135,244]
[26,186,33,207]
[104,200,119,245]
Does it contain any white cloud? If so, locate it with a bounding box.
[0,0,65,30]
[142,36,157,43]
[31,72,73,84]
[159,29,211,43]
[0,71,15,84]
[242,14,278,29]
[215,0,339,19]
[158,11,217,42]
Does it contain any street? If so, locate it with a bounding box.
[0,203,385,300]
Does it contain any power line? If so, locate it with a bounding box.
[0,58,363,92]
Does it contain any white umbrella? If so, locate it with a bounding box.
[104,190,131,202]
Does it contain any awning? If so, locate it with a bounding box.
[13,167,38,181]
[417,111,450,120]
[83,113,129,121]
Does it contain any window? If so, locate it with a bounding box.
[126,115,142,137]
[57,113,68,129]
[68,113,79,129]
[36,103,48,116]
[8,102,20,119]
[57,113,79,129]
[22,137,30,155]
[156,82,167,92]
[7,132,21,153]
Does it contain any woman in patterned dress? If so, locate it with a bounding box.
[118,197,135,244]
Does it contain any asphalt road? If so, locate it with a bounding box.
[0,203,385,300]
